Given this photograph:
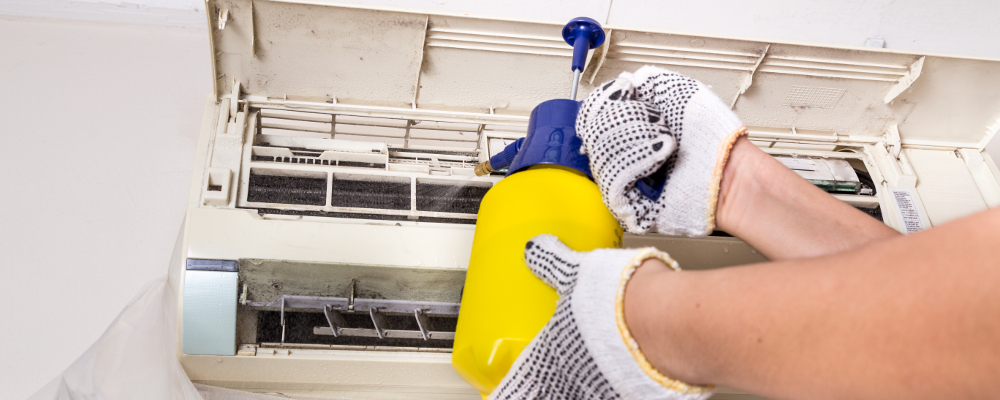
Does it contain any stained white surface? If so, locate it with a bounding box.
[4,0,1000,58]
[3,1,1000,399]
[906,149,989,225]
[608,0,1000,59]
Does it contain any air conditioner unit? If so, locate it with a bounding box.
[172,1,1000,399]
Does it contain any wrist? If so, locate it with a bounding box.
[505,239,717,399]
[716,136,766,235]
[624,258,704,385]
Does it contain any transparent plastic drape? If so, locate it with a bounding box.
[28,224,294,400]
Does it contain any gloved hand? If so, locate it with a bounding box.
[489,234,714,400]
[577,66,747,236]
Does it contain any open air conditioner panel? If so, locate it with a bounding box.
[177,2,1000,399]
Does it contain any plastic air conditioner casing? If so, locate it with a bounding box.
[172,1,1000,399]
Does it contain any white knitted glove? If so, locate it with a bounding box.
[576,77,678,233]
[489,234,714,400]
[578,66,747,236]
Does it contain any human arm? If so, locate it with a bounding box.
[622,87,997,399]
[576,66,898,260]
[715,135,899,260]
[492,65,954,399]
[626,206,1000,399]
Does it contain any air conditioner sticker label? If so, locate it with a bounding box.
[891,189,926,234]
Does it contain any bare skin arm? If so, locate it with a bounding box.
[625,137,1000,399]
[715,136,899,260]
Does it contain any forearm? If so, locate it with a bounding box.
[626,207,1000,399]
[716,137,899,260]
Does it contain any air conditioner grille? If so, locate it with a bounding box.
[247,174,327,206]
[232,106,512,223]
[416,183,490,214]
[331,179,411,210]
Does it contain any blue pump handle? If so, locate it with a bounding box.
[636,172,667,201]
[484,19,606,180]
[562,17,606,72]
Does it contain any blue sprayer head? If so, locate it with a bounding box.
[473,17,605,178]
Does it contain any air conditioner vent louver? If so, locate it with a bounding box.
[257,108,482,152]
[236,106,505,224]
[256,310,457,349]
[251,155,387,169]
[254,296,460,349]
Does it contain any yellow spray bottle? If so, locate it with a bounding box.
[451,17,622,396]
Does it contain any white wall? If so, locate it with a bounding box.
[0,16,210,400]
[0,0,205,28]
[2,1,1000,399]
[72,0,203,9]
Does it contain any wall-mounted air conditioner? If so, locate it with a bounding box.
[171,2,1000,399]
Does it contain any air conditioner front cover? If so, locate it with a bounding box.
[208,0,1000,145]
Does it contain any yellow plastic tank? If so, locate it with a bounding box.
[452,164,622,395]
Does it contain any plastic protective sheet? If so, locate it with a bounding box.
[28,228,297,400]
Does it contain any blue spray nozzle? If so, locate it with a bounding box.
[562,17,606,72]
[488,137,524,172]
